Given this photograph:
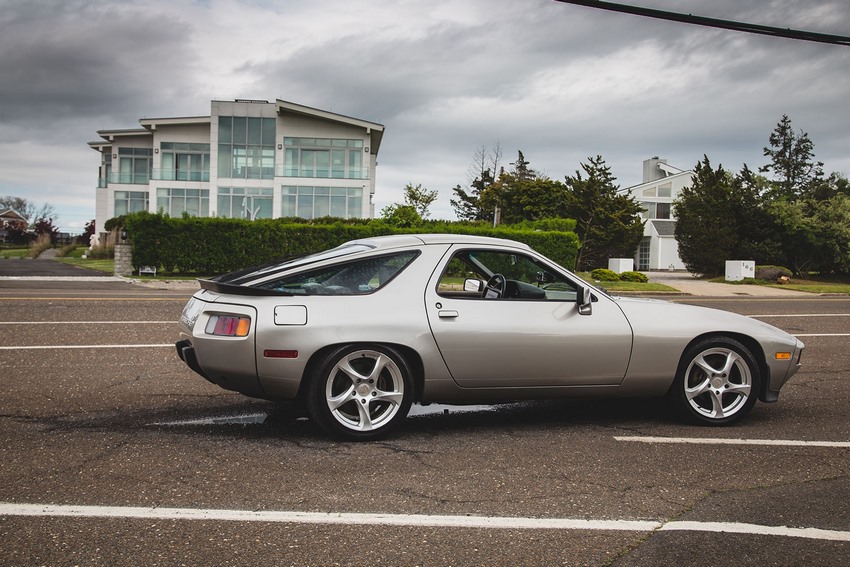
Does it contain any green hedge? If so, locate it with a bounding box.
[122,213,580,275]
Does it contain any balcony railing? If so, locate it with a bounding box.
[275,165,370,180]
[152,169,210,182]
[108,173,150,185]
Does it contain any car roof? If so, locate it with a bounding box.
[345,233,532,250]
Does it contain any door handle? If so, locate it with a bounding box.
[438,310,459,318]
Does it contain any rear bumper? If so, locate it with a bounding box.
[175,339,213,383]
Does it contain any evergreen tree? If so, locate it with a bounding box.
[760,114,824,201]
[674,156,739,276]
[564,155,644,271]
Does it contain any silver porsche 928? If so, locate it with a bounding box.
[176,234,803,440]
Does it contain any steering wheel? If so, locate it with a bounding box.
[483,273,506,299]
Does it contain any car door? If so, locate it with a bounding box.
[424,246,633,388]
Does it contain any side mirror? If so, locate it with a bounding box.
[463,278,484,293]
[578,286,593,316]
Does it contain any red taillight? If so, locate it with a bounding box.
[205,315,251,337]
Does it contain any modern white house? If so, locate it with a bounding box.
[620,157,693,271]
[89,99,384,243]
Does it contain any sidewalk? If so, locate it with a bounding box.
[646,271,813,298]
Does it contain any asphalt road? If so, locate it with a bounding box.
[0,278,848,566]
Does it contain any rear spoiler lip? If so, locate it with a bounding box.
[198,279,294,297]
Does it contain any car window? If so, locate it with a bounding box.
[437,249,578,301]
[252,251,419,295]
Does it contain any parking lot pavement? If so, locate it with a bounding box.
[0,277,848,565]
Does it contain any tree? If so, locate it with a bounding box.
[769,194,850,275]
[730,165,784,265]
[563,156,644,271]
[80,219,96,244]
[451,145,502,221]
[674,156,741,276]
[0,196,57,227]
[760,114,824,201]
[477,150,548,224]
[400,183,438,219]
[33,217,60,243]
[380,183,436,226]
[379,204,421,228]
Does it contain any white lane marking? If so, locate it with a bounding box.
[0,503,656,531]
[615,436,850,448]
[751,314,850,318]
[1,503,848,541]
[0,344,173,350]
[659,521,850,542]
[793,333,850,337]
[0,321,173,325]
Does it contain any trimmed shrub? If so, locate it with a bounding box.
[619,271,649,283]
[120,212,580,275]
[755,265,792,281]
[590,268,620,282]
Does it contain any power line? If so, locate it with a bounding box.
[554,0,850,46]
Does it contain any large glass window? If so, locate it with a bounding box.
[160,142,210,181]
[641,202,672,220]
[116,148,152,184]
[217,116,276,179]
[156,188,209,217]
[283,138,366,179]
[252,251,419,295]
[114,190,149,216]
[281,186,363,219]
[217,187,273,220]
[437,249,578,301]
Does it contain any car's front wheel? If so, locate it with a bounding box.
[308,344,413,440]
[670,337,760,425]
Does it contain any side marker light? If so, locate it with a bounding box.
[263,350,299,359]
[775,352,792,360]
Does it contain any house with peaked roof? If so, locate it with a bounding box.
[89,99,384,244]
[0,209,28,243]
[619,157,693,271]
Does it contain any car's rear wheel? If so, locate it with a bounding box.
[670,336,760,425]
[308,344,413,440]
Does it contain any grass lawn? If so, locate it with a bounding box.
[575,272,679,293]
[709,276,850,294]
[1,248,30,259]
[764,278,850,294]
[56,256,115,274]
[594,280,680,293]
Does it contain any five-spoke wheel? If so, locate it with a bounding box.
[308,344,413,440]
[670,337,760,425]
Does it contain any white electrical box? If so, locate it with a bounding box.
[608,258,634,274]
[725,260,755,281]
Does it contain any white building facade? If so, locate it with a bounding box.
[620,157,693,271]
[89,99,384,242]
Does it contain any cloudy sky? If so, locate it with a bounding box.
[1,0,848,233]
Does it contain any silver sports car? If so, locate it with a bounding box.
[176,234,803,440]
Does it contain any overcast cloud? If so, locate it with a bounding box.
[1,0,848,232]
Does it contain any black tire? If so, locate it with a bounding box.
[669,336,760,426]
[307,344,413,441]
